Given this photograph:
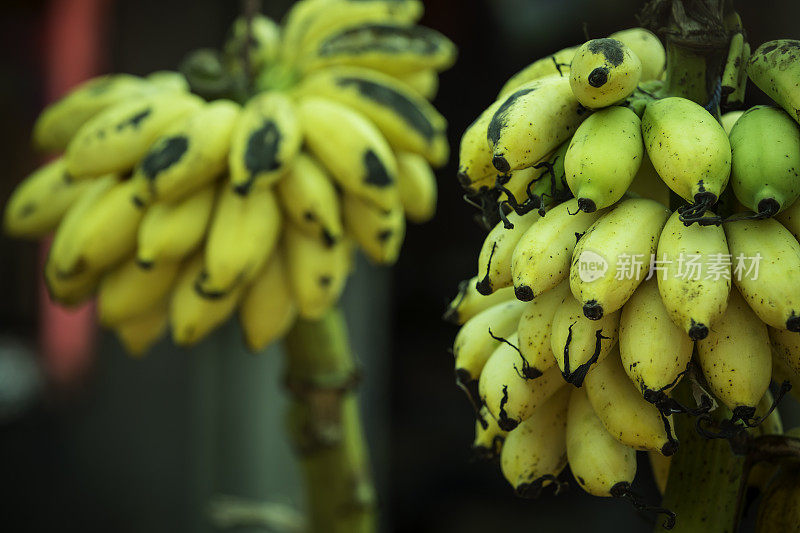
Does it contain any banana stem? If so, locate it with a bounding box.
[283,309,377,533]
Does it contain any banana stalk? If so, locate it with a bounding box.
[284,309,376,533]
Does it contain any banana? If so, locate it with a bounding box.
[619,278,693,398]
[473,405,507,460]
[498,47,577,99]
[729,105,800,216]
[511,198,604,301]
[453,299,528,383]
[3,158,92,238]
[489,75,587,173]
[277,153,343,245]
[499,385,570,496]
[298,96,398,210]
[476,208,540,295]
[146,71,189,92]
[65,91,203,178]
[550,294,620,385]
[228,92,302,193]
[497,141,571,211]
[747,40,800,125]
[627,150,670,205]
[609,28,665,81]
[396,69,438,99]
[49,178,144,277]
[137,184,216,267]
[585,346,678,455]
[776,197,800,241]
[756,469,800,533]
[443,276,515,325]
[224,14,281,72]
[297,66,448,165]
[696,288,772,416]
[566,387,637,497]
[769,326,800,376]
[642,97,731,211]
[112,301,168,357]
[570,198,670,320]
[302,22,456,76]
[457,99,503,191]
[569,38,642,109]
[342,194,405,264]
[198,186,281,297]
[721,110,744,134]
[97,258,180,326]
[170,255,243,346]
[43,253,101,307]
[649,451,671,495]
[284,224,351,320]
[730,41,751,107]
[479,336,566,431]
[131,100,239,204]
[517,281,571,376]
[721,33,745,98]
[724,217,800,331]
[396,151,437,224]
[656,210,730,340]
[564,105,643,212]
[33,74,154,152]
[239,252,297,353]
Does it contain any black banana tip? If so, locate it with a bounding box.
[587,66,609,87]
[688,322,709,341]
[583,300,603,320]
[514,285,534,301]
[492,155,510,173]
[232,182,251,196]
[475,277,493,296]
[136,259,154,270]
[786,313,800,332]
[660,440,679,457]
[455,368,474,387]
[577,197,597,213]
[757,198,780,218]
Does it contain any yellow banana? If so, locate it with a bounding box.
[224,14,281,72]
[239,252,297,352]
[569,38,642,109]
[457,99,502,191]
[649,451,671,495]
[570,198,670,320]
[517,280,571,376]
[277,153,343,245]
[776,197,800,241]
[443,276,515,325]
[476,208,540,295]
[198,186,281,297]
[3,158,92,238]
[43,254,100,307]
[396,151,437,224]
[298,96,398,210]
[65,91,203,177]
[498,47,577,99]
[112,302,168,357]
[473,405,507,460]
[747,39,800,125]
[146,71,189,92]
[770,326,800,376]
[97,258,180,326]
[609,28,665,81]
[397,69,438,100]
[228,92,302,193]
[342,194,405,265]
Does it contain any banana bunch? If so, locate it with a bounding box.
[4,0,455,356]
[448,25,800,516]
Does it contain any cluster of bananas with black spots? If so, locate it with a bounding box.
[446,22,800,526]
[4,0,455,356]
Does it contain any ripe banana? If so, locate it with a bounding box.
[584,346,678,455]
[3,158,92,238]
[776,197,800,241]
[729,105,800,216]
[569,38,642,109]
[550,294,620,385]
[443,276,515,325]
[476,208,540,295]
[499,385,570,496]
[747,39,800,125]
[511,198,604,301]
[97,257,180,326]
[137,184,216,267]
[564,105,643,212]
[298,96,398,210]
[489,75,587,173]
[619,278,693,397]
[609,28,665,81]
[239,252,297,353]
[396,151,437,224]
[498,47,577,99]
[696,288,772,417]
[297,66,448,165]
[342,194,405,265]
[724,217,800,332]
[198,186,281,297]
[228,92,302,193]
[277,153,343,245]
[397,69,439,100]
[517,281,571,376]
[65,91,203,177]
[224,14,281,73]
[473,405,507,460]
[570,198,670,320]
[566,387,637,497]
[457,99,502,191]
[649,451,671,495]
[131,99,239,204]
[146,71,189,93]
[769,326,800,376]
[112,301,168,357]
[453,298,528,383]
[642,96,731,211]
[627,150,670,205]
[284,224,351,320]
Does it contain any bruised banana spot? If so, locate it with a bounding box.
[117,108,152,131]
[587,38,625,66]
[141,136,189,180]
[377,229,393,243]
[363,149,393,187]
[487,87,536,146]
[319,275,332,288]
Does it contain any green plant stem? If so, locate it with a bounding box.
[283,309,376,533]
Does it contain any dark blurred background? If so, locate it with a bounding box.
[2,1,800,532]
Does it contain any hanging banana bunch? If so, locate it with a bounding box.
[4,0,455,356]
